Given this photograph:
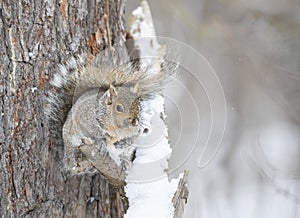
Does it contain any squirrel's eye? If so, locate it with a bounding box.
[116,104,124,112]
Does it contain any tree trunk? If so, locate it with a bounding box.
[0,0,127,217]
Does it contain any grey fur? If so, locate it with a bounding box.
[45,46,177,183]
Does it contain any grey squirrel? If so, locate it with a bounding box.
[46,45,176,184]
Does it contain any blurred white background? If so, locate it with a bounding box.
[126,0,300,217]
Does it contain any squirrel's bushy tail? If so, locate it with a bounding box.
[45,45,178,144]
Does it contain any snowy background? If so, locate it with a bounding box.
[126,0,300,217]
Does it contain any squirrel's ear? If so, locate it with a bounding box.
[105,84,117,105]
[131,83,140,94]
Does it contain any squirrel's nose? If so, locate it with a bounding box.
[131,118,139,126]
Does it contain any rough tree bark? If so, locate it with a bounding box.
[0,0,128,217]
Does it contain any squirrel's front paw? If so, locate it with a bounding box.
[119,146,136,170]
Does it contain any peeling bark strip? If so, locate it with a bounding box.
[0,0,127,217]
[172,171,189,218]
[125,1,189,218]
